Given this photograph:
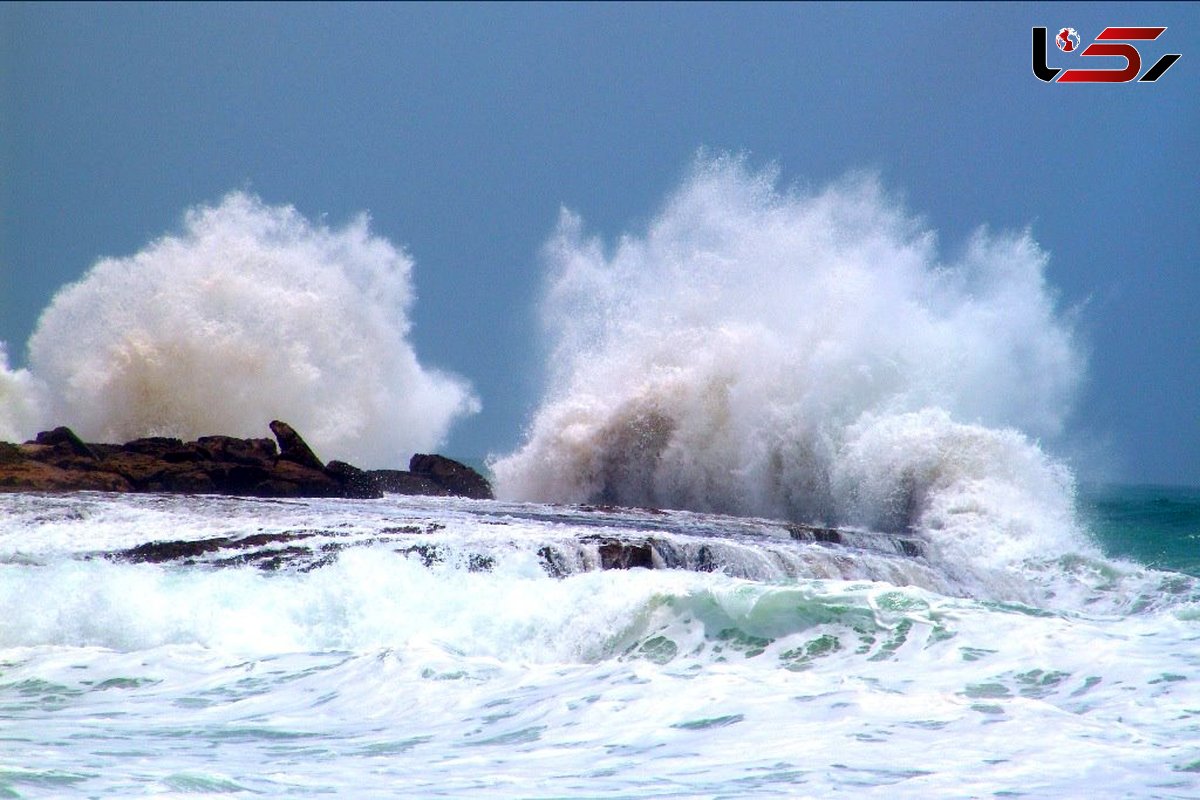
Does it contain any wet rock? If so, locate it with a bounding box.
[1,421,494,500]
[269,420,324,471]
[0,457,132,492]
[594,538,655,569]
[196,436,278,465]
[366,469,449,496]
[409,453,493,499]
[34,426,97,460]
[325,460,384,499]
[263,458,342,497]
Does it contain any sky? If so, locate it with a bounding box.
[1,2,1197,485]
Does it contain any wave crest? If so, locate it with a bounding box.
[494,156,1084,559]
[23,192,478,466]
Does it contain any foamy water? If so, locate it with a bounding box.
[1,493,1197,798]
[5,161,1194,797]
[495,157,1085,586]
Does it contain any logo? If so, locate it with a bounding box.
[1033,26,1181,83]
[1056,28,1080,52]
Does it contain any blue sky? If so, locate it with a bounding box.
[2,2,1197,484]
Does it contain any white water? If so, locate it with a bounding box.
[0,344,41,444]
[7,164,1194,796]
[496,156,1086,582]
[1,493,1198,798]
[8,192,477,467]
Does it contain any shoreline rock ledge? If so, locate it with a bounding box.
[0,420,493,500]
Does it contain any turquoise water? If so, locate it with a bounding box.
[1081,484,1200,576]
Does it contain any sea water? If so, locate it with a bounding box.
[2,157,1195,797]
[0,489,1197,798]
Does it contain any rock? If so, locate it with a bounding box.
[595,538,655,569]
[0,456,132,492]
[325,460,384,499]
[366,469,449,496]
[408,454,493,500]
[0,442,23,465]
[34,426,97,460]
[264,458,342,497]
[121,437,186,457]
[0,420,488,501]
[101,451,184,489]
[196,436,278,464]
[269,420,324,471]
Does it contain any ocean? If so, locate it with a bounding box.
[0,485,1197,798]
[1,157,1194,797]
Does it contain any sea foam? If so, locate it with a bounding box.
[494,156,1086,566]
[0,344,44,443]
[18,192,478,467]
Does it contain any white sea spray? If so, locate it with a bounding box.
[0,343,45,443]
[495,156,1086,574]
[18,192,478,467]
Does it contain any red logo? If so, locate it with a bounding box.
[1056,28,1080,52]
[1033,26,1181,83]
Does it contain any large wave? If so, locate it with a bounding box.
[12,192,478,467]
[0,344,44,443]
[494,156,1085,564]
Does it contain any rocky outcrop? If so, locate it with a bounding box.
[0,422,493,500]
[101,521,928,577]
[269,420,325,471]
[362,456,494,499]
[407,453,494,499]
[366,469,449,496]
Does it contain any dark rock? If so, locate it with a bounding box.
[366,469,449,496]
[1,420,489,501]
[398,543,495,572]
[0,442,23,465]
[160,445,211,464]
[262,458,342,497]
[786,524,842,545]
[196,435,278,465]
[270,420,324,471]
[217,464,274,494]
[114,530,323,566]
[100,451,177,489]
[537,545,571,578]
[595,538,655,570]
[0,458,131,492]
[409,453,493,500]
[34,427,97,460]
[87,443,124,459]
[151,467,217,494]
[325,460,383,499]
[122,437,186,457]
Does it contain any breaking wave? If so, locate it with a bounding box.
[494,156,1086,565]
[13,192,478,467]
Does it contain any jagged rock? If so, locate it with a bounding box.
[409,454,493,500]
[0,421,488,500]
[269,420,324,471]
